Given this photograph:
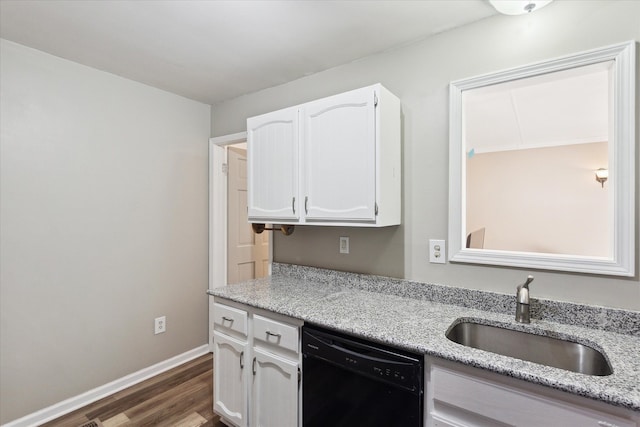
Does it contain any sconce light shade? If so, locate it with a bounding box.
[595,168,608,188]
[489,0,553,15]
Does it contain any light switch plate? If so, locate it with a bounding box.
[340,236,349,254]
[429,239,446,264]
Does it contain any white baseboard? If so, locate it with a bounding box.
[3,344,210,427]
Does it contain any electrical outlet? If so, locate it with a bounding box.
[429,239,446,264]
[339,236,349,254]
[154,316,166,334]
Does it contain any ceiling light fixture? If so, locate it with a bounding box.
[489,1,554,15]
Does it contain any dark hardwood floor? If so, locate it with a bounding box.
[40,353,226,427]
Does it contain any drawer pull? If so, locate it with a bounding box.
[221,316,234,323]
[266,331,281,338]
[239,351,244,369]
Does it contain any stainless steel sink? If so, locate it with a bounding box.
[446,321,613,376]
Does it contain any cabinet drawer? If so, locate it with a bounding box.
[213,303,248,337]
[253,314,299,355]
[431,365,635,427]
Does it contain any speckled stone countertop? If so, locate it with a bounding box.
[208,263,640,411]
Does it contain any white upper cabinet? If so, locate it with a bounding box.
[302,86,376,222]
[247,106,299,221]
[247,83,401,227]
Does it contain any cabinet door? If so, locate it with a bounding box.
[247,107,299,221]
[302,86,376,221]
[213,331,248,427]
[250,347,299,427]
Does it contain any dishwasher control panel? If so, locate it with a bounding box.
[302,324,423,393]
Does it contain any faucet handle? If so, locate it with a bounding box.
[517,275,534,304]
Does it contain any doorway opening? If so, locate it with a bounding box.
[226,144,270,283]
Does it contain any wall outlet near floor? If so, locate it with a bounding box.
[154,316,166,334]
[429,239,446,264]
[339,236,350,254]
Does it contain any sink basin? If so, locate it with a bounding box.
[446,321,613,376]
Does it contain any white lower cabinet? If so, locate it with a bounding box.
[251,347,299,427]
[213,331,249,427]
[213,299,302,427]
[426,357,639,427]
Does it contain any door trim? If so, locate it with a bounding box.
[208,131,273,352]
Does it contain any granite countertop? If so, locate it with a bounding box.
[208,264,640,412]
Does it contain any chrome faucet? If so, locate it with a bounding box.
[515,275,534,323]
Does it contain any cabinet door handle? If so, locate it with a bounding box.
[252,357,257,375]
[239,351,244,369]
[304,196,308,214]
[266,331,281,338]
[292,197,296,214]
[221,316,233,323]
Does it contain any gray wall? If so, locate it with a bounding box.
[212,1,640,310]
[0,40,211,423]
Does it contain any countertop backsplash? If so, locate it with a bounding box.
[272,262,640,336]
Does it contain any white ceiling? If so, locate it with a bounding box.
[464,62,611,153]
[0,0,497,105]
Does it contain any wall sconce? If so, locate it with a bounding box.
[595,168,608,188]
[489,1,553,15]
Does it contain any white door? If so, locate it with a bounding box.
[247,107,300,222]
[302,86,376,221]
[227,146,270,284]
[213,331,249,427]
[250,348,299,427]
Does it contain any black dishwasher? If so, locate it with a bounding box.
[302,324,424,427]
